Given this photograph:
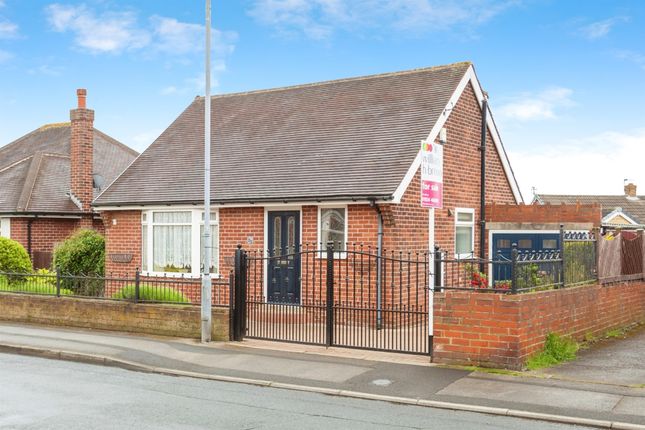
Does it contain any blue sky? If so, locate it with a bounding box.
[1,0,644,200]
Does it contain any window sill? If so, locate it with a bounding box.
[141,272,222,279]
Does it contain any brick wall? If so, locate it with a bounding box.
[103,210,141,276]
[433,281,645,369]
[9,217,105,268]
[0,293,229,340]
[487,202,602,226]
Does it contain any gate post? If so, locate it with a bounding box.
[326,241,334,347]
[233,245,247,341]
[510,243,518,294]
[559,224,566,288]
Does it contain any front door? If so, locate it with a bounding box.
[267,211,301,303]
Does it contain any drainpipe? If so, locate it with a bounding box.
[27,218,34,261]
[370,200,384,330]
[479,96,488,272]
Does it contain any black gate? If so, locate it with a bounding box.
[232,243,430,355]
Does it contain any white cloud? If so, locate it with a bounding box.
[615,50,645,71]
[497,87,574,121]
[150,16,237,57]
[510,129,645,198]
[0,19,18,38]
[579,16,628,40]
[28,64,64,76]
[0,48,12,63]
[45,4,150,53]
[248,0,518,39]
[44,4,238,69]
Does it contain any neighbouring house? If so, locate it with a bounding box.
[94,61,522,302]
[534,182,645,232]
[0,89,138,268]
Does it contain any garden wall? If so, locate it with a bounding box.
[0,293,229,341]
[433,281,645,369]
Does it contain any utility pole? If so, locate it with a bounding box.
[201,0,213,343]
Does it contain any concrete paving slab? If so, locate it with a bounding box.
[437,377,623,412]
[613,396,645,417]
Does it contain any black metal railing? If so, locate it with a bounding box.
[0,269,231,306]
[234,243,430,354]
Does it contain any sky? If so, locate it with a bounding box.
[1,0,644,202]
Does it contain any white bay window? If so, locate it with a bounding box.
[141,209,219,276]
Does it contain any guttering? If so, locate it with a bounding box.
[0,212,84,219]
[93,194,395,210]
[370,199,384,330]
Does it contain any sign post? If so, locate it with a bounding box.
[421,134,444,356]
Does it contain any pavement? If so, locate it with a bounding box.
[1,322,645,429]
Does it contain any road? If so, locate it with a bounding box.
[0,353,593,430]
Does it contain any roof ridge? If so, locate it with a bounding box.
[199,61,472,100]
[16,151,44,212]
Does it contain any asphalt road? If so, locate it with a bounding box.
[0,353,594,430]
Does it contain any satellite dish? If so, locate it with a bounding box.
[93,174,105,190]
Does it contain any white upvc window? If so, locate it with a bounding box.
[318,206,348,255]
[141,209,219,277]
[0,218,10,238]
[454,208,475,258]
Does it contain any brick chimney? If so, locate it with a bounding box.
[70,89,94,220]
[624,182,637,198]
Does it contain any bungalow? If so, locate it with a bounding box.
[94,62,522,294]
[0,90,138,268]
[535,182,645,232]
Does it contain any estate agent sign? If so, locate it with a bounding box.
[420,139,444,208]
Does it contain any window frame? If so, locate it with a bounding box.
[317,205,349,258]
[141,209,220,278]
[0,217,10,238]
[454,207,475,259]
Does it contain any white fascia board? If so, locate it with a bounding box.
[391,65,524,205]
[602,209,639,226]
[94,200,374,212]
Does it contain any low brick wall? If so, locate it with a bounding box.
[433,282,645,369]
[0,293,230,341]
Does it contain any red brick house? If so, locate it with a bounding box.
[0,90,138,268]
[94,62,522,299]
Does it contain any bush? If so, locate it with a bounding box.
[0,237,32,277]
[53,229,105,276]
[0,272,73,296]
[111,285,190,304]
[526,333,579,370]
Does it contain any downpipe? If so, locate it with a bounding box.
[371,200,384,330]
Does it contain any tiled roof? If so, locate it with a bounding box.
[537,194,645,225]
[0,124,138,214]
[95,62,478,206]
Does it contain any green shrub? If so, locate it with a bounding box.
[53,229,105,275]
[0,237,32,279]
[526,333,579,370]
[0,273,73,296]
[111,285,190,304]
[53,230,105,295]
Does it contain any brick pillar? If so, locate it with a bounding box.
[70,89,95,228]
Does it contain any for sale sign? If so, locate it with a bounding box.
[420,139,443,208]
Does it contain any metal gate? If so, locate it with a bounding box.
[231,243,430,355]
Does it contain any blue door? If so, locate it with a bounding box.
[491,233,560,283]
[267,211,301,303]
